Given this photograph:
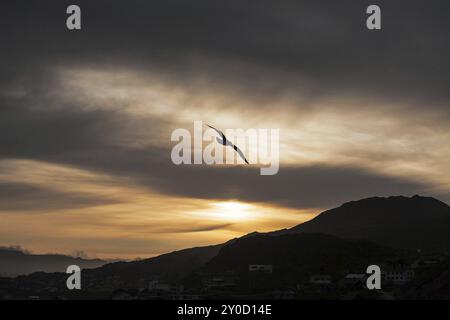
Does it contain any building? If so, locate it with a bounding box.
[203,273,238,290]
[383,269,414,285]
[248,265,273,274]
[148,280,184,294]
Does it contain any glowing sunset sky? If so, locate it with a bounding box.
[1,0,449,258]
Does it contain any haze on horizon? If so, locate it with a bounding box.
[1,0,449,259]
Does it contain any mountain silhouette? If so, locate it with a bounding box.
[83,243,224,288]
[207,233,394,270]
[182,233,398,292]
[0,248,108,277]
[270,195,450,251]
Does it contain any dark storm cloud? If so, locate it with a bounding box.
[1,0,450,108]
[70,148,431,209]
[51,147,434,209]
[0,182,116,211]
[0,94,110,159]
[0,80,174,160]
[14,123,431,210]
[146,164,433,209]
[16,138,430,210]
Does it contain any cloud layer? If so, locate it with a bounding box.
[1,0,449,257]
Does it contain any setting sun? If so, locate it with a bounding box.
[210,201,254,221]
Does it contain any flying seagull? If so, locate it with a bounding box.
[206,124,249,164]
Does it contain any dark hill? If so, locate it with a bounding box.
[0,248,107,276]
[207,233,396,275]
[186,233,399,293]
[84,243,224,288]
[271,195,450,251]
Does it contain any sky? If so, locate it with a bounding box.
[0,0,449,259]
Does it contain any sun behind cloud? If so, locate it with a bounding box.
[210,201,254,221]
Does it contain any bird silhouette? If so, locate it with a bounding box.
[206,124,249,164]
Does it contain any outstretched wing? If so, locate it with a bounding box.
[206,124,248,163]
[207,124,226,143]
[232,143,249,164]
